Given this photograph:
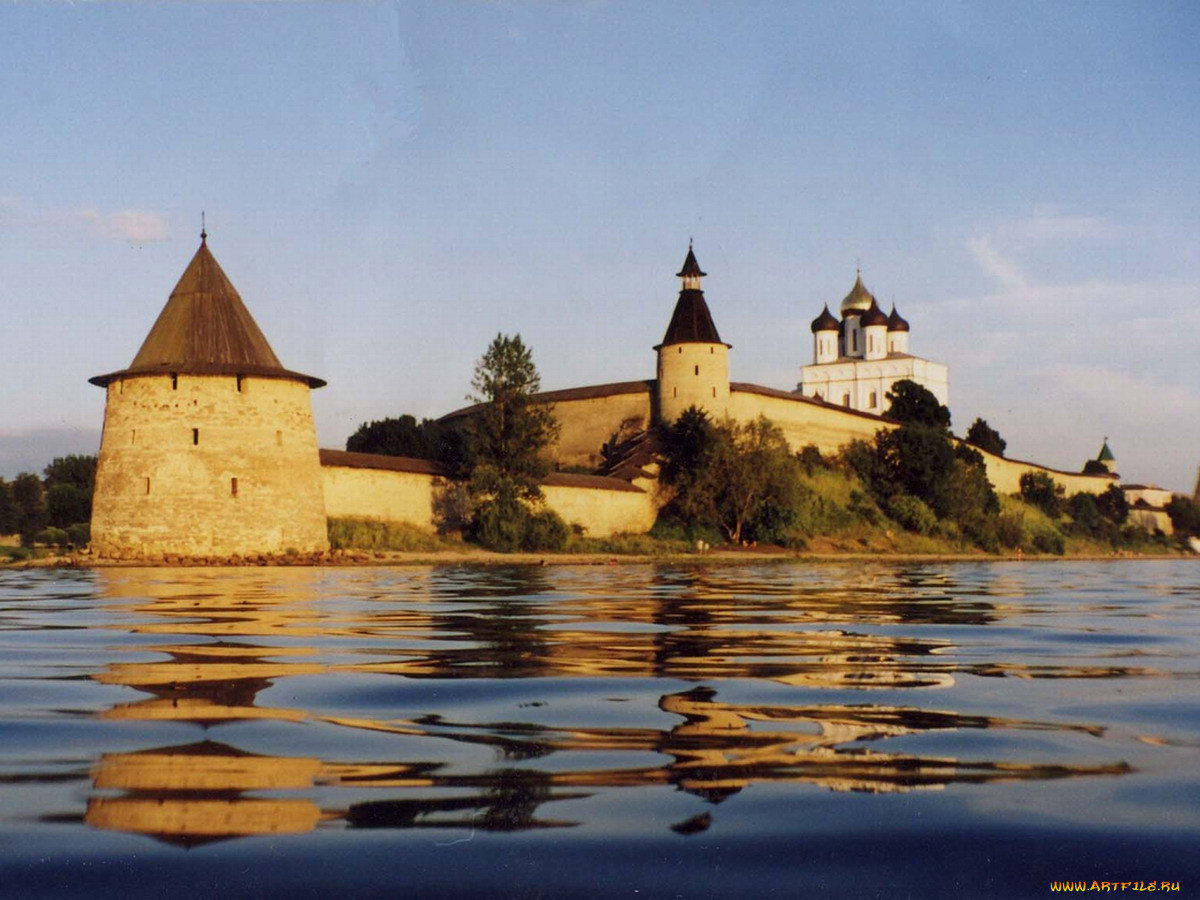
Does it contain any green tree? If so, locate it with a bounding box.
[1095,483,1129,525]
[657,407,720,533]
[346,416,465,465]
[12,472,46,547]
[965,418,1006,457]
[40,454,97,529]
[43,455,97,495]
[467,333,560,498]
[1166,494,1200,538]
[874,424,957,515]
[709,417,806,543]
[1066,492,1102,533]
[462,334,564,551]
[884,380,951,429]
[46,483,90,528]
[1019,471,1064,518]
[0,479,17,536]
[658,412,810,545]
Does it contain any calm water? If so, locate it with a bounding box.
[1,561,1198,898]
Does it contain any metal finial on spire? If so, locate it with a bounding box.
[200,211,207,243]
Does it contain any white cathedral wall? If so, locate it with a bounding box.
[798,357,949,414]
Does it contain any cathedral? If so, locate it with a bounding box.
[798,271,948,414]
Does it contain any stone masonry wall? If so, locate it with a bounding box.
[548,390,653,469]
[320,463,655,538]
[321,465,436,529]
[91,374,329,558]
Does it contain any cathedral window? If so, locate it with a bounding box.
[851,332,857,353]
[843,394,851,408]
[869,391,877,408]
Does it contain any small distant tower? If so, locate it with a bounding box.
[1095,438,1117,474]
[89,232,329,558]
[655,244,731,424]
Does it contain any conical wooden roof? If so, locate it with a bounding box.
[656,246,728,348]
[91,236,324,388]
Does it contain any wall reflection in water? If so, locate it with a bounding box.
[82,566,1133,845]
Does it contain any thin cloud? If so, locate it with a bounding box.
[0,197,168,244]
[966,234,1029,292]
[996,211,1124,246]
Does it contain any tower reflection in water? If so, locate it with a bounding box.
[85,567,1131,845]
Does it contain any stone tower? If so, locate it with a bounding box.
[89,233,329,558]
[654,245,731,423]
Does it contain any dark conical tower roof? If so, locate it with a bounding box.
[656,245,728,348]
[676,246,707,278]
[90,235,324,388]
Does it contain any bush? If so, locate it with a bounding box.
[965,418,1006,457]
[1029,521,1066,555]
[467,492,528,552]
[523,508,568,551]
[1019,471,1064,518]
[66,522,90,549]
[432,480,474,535]
[327,518,447,552]
[797,444,827,475]
[996,510,1026,549]
[886,493,938,535]
[34,527,69,549]
[1066,493,1102,534]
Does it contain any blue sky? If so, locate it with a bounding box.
[2,1,1198,492]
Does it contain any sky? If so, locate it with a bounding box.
[1,1,1198,492]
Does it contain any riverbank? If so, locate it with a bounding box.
[4,544,1192,568]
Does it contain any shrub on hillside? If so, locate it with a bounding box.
[886,493,938,535]
[1019,472,1064,518]
[996,510,1026,549]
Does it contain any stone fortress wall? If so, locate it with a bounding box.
[327,378,1115,539]
[88,238,1131,557]
[91,374,329,558]
[320,450,657,538]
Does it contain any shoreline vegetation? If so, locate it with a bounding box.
[4,546,1193,570]
[4,511,1193,569]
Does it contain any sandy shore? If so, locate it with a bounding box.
[5,546,1190,568]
